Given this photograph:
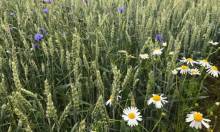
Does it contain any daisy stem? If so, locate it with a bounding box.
[139,124,150,132]
[180,75,187,96]
[207,47,220,58]
[198,74,208,94]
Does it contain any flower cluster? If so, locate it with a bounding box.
[33,1,50,50]
[175,57,219,77]
[106,93,168,127]
[105,92,211,129]
[155,34,167,47]
[138,34,169,59]
[108,34,214,129]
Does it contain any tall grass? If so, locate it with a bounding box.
[0,0,220,131]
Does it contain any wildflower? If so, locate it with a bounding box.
[177,65,190,74]
[105,94,122,107]
[190,68,201,76]
[186,111,211,129]
[43,0,53,3]
[152,48,163,56]
[207,66,220,78]
[34,33,44,42]
[155,34,164,43]
[122,107,142,127]
[180,57,197,66]
[198,59,211,68]
[147,94,168,109]
[172,69,178,75]
[43,8,49,14]
[162,42,167,47]
[117,6,125,13]
[215,102,220,106]
[105,96,113,106]
[139,53,149,59]
[209,40,219,46]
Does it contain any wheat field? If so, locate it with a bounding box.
[0,0,220,131]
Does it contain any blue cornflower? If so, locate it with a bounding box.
[34,33,44,42]
[43,0,53,3]
[43,8,49,14]
[117,6,125,13]
[155,34,164,43]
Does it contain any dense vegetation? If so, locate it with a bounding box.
[0,0,220,131]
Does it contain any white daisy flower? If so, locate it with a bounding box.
[152,48,163,56]
[147,94,168,109]
[172,69,178,75]
[139,53,149,59]
[162,42,167,47]
[209,40,219,46]
[198,59,211,68]
[180,57,197,66]
[122,107,142,127]
[186,111,211,129]
[190,68,201,76]
[177,65,190,74]
[207,66,220,78]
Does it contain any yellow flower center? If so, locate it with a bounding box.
[202,59,208,63]
[128,112,136,119]
[186,58,193,62]
[211,66,218,71]
[193,112,203,122]
[181,65,189,70]
[152,95,161,101]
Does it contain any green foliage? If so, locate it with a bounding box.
[0,0,219,131]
